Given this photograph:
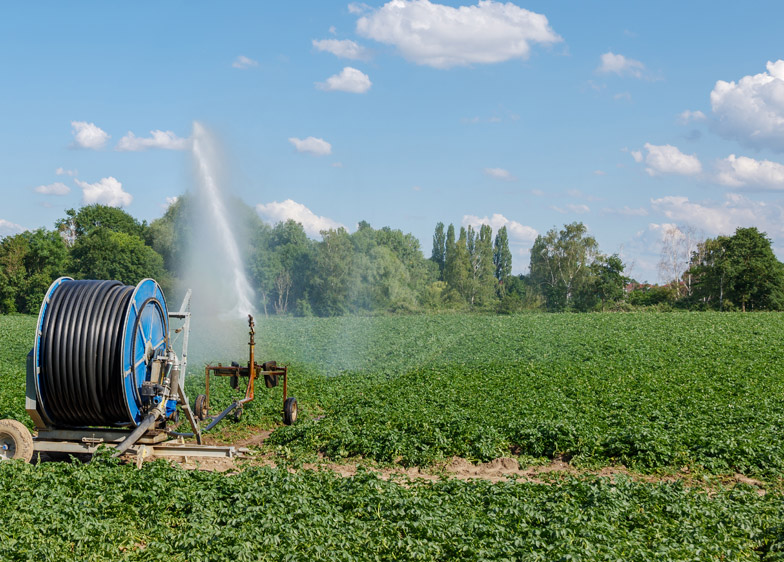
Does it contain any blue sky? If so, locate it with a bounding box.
[2,1,784,282]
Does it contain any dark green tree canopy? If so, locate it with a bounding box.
[688,227,784,311]
[70,227,167,287]
[57,205,148,244]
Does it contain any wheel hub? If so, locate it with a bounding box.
[0,437,14,459]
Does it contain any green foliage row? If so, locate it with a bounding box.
[237,312,784,476]
[1,458,783,561]
[5,312,784,477]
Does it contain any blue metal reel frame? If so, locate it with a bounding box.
[121,279,169,426]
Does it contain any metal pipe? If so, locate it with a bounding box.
[165,401,239,438]
[112,413,157,457]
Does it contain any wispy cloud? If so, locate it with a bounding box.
[232,55,259,69]
[116,130,189,151]
[597,52,645,78]
[0,219,25,237]
[603,206,649,217]
[312,39,370,60]
[484,167,516,181]
[34,182,70,196]
[677,109,706,124]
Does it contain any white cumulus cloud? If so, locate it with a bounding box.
[715,154,784,190]
[71,121,110,149]
[710,60,784,152]
[55,167,77,177]
[356,0,561,69]
[483,167,515,181]
[232,55,259,69]
[76,177,132,207]
[0,219,25,237]
[462,213,537,243]
[34,182,70,196]
[116,130,190,151]
[316,67,372,93]
[641,143,702,176]
[650,193,784,237]
[597,52,645,78]
[256,199,344,237]
[288,136,332,156]
[312,38,370,60]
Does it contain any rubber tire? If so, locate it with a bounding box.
[283,397,298,425]
[194,394,208,421]
[0,419,34,463]
[264,374,278,388]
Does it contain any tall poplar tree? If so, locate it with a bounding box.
[430,222,446,279]
[493,226,512,281]
[466,224,496,307]
[445,226,470,302]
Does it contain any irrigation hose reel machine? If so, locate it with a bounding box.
[0,277,296,464]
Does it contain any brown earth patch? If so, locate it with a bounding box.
[123,429,773,494]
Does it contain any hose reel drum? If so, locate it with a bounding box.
[32,277,176,429]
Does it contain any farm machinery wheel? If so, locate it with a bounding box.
[0,419,34,463]
[283,397,298,425]
[194,394,208,420]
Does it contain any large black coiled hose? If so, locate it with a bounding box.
[39,280,134,427]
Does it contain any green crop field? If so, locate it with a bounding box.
[3,312,784,560]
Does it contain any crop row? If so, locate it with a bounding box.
[5,313,784,476]
[253,313,784,475]
[1,457,783,561]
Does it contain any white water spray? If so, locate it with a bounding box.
[191,122,255,318]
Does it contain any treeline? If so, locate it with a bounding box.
[636,226,784,312]
[1,197,783,315]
